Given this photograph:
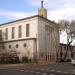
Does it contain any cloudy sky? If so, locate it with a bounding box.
[0,0,75,24]
[0,0,75,44]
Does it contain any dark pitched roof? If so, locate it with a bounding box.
[0,15,57,26]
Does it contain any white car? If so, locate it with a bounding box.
[71,59,75,65]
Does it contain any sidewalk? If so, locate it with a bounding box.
[0,61,56,69]
[0,64,25,69]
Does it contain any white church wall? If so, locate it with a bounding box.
[37,17,51,61]
[0,17,38,42]
[37,17,59,61]
[0,16,59,62]
[0,16,38,62]
[3,39,36,61]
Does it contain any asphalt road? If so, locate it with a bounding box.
[0,62,75,75]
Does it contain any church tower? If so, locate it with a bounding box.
[38,0,47,18]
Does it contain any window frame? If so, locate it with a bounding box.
[26,24,29,37]
[18,25,22,38]
[12,27,15,39]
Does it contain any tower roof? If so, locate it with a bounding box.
[38,0,47,18]
[41,0,44,8]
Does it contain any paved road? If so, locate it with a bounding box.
[0,62,75,75]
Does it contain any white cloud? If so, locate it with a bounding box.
[48,7,75,22]
[24,0,40,7]
[24,0,49,7]
[25,0,75,21]
[0,0,75,44]
[60,31,67,44]
[0,0,75,22]
[47,0,75,22]
[0,10,36,20]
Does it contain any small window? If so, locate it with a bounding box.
[5,28,8,40]
[26,24,29,37]
[2,45,5,49]
[18,25,22,38]
[24,43,26,47]
[0,30,2,41]
[45,25,50,32]
[9,45,11,49]
[12,27,15,39]
[16,44,18,48]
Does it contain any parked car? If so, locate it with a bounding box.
[71,59,75,65]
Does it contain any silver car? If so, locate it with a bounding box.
[71,59,75,65]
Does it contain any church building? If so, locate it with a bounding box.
[0,1,59,62]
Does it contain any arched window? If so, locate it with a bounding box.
[2,45,5,49]
[9,45,11,49]
[24,43,26,47]
[16,44,18,48]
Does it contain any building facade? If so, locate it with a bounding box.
[0,15,59,62]
[0,1,59,62]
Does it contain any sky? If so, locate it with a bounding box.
[0,0,75,24]
[0,0,75,44]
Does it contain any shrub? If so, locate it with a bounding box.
[22,57,29,63]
